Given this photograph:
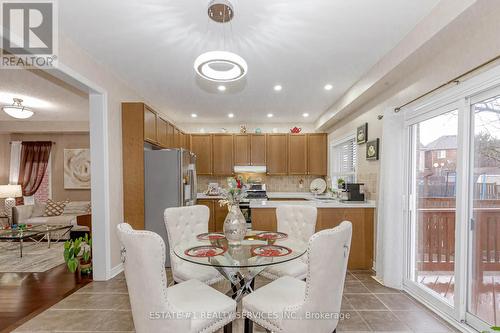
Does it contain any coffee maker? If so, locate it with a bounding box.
[344,183,365,202]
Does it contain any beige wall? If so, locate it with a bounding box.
[7,133,91,202]
[327,1,500,203]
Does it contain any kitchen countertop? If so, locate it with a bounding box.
[197,192,376,208]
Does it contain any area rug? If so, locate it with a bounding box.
[0,242,65,273]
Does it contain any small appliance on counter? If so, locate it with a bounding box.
[246,183,267,199]
[342,183,366,202]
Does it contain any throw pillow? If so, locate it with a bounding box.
[62,201,91,215]
[43,199,68,217]
[32,202,46,217]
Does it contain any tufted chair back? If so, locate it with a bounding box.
[164,205,209,271]
[276,205,317,245]
[282,221,352,333]
[117,223,189,333]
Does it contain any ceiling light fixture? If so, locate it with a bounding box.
[302,113,309,118]
[194,1,248,83]
[274,85,282,92]
[228,113,234,118]
[191,113,198,118]
[267,113,273,118]
[2,98,34,119]
[324,84,333,91]
[194,51,248,83]
[218,85,226,92]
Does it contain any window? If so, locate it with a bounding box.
[437,150,447,158]
[330,135,357,187]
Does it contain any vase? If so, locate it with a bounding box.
[223,205,247,245]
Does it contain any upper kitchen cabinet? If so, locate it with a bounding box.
[190,134,212,175]
[288,134,308,175]
[250,134,266,165]
[143,105,157,144]
[173,127,180,148]
[212,134,234,175]
[157,118,168,147]
[234,134,250,165]
[308,133,328,175]
[166,122,175,148]
[266,134,288,175]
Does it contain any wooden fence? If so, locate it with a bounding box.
[416,198,500,272]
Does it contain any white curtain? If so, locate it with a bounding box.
[375,109,405,289]
[9,141,21,184]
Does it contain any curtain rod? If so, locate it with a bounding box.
[394,54,500,113]
[9,141,56,144]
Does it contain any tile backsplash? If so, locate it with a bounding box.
[197,175,325,193]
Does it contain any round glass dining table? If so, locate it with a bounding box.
[173,230,307,301]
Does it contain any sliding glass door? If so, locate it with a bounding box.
[409,108,459,307]
[468,92,500,327]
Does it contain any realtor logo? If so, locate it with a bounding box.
[1,0,58,68]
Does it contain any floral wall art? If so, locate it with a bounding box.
[64,149,91,189]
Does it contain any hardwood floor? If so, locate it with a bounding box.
[0,264,92,333]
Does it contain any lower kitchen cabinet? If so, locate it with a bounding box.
[251,207,374,270]
[197,198,228,232]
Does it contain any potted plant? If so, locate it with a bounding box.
[337,178,346,189]
[63,233,92,275]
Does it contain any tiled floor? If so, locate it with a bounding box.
[12,270,459,333]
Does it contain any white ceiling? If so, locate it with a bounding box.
[57,0,440,124]
[0,69,89,122]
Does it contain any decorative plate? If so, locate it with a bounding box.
[310,178,327,194]
[196,232,225,241]
[184,245,226,258]
[256,231,288,241]
[251,245,292,257]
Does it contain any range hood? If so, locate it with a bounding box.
[234,165,266,174]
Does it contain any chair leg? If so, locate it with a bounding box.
[244,317,253,333]
[223,322,232,333]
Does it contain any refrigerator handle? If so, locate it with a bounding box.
[191,167,197,204]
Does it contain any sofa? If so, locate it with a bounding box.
[12,201,91,239]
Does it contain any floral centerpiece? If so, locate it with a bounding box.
[219,176,247,245]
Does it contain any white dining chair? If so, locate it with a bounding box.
[260,205,317,280]
[164,205,224,285]
[243,221,352,333]
[117,223,236,333]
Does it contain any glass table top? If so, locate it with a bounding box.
[173,230,307,268]
[0,224,72,240]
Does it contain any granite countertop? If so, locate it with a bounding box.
[197,192,376,208]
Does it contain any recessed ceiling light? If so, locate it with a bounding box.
[267,113,273,118]
[228,113,234,118]
[218,85,226,92]
[191,113,198,118]
[324,84,333,91]
[302,113,309,118]
[274,85,282,92]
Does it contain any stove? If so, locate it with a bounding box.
[240,183,267,227]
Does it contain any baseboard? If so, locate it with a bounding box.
[108,263,124,279]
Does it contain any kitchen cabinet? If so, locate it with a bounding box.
[157,118,168,147]
[143,105,157,144]
[307,133,328,175]
[212,134,234,175]
[288,134,307,174]
[251,206,374,270]
[250,134,266,165]
[166,122,174,148]
[190,134,212,175]
[173,127,180,148]
[197,199,215,232]
[234,134,250,165]
[266,134,288,175]
[181,132,189,150]
[214,202,227,232]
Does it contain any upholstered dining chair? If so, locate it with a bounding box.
[164,205,224,285]
[260,205,317,280]
[117,223,236,333]
[243,221,352,333]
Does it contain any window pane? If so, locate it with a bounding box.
[412,110,458,305]
[469,95,500,325]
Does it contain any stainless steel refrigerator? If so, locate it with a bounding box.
[144,148,197,266]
